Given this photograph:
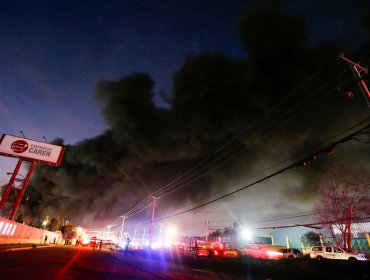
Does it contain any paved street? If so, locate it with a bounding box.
[0,245,237,280]
[0,245,369,280]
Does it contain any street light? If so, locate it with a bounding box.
[6,172,25,189]
[42,220,48,229]
[241,228,253,241]
[6,172,25,179]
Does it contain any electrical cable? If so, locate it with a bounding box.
[101,53,369,231]
[153,121,369,221]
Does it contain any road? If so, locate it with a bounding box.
[0,245,368,279]
[0,245,237,280]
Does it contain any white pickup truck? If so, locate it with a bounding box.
[310,245,367,261]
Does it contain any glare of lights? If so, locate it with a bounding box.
[152,241,162,249]
[82,236,90,245]
[130,241,140,250]
[267,250,283,257]
[161,226,178,247]
[167,226,177,238]
[42,220,48,229]
[106,225,112,240]
[241,228,253,240]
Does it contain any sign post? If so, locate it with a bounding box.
[0,134,65,220]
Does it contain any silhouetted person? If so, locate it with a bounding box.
[125,237,131,256]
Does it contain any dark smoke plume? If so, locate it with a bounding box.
[24,3,370,230]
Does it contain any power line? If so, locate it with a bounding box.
[102,103,367,231]
[152,56,361,200]
[255,216,370,230]
[101,53,369,230]
[117,120,369,235]
[155,121,369,221]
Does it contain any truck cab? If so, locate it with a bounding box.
[310,245,367,261]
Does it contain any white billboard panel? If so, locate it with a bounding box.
[0,134,65,166]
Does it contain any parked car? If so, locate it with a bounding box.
[183,246,209,257]
[278,248,302,259]
[170,244,185,253]
[223,249,241,258]
[207,248,224,257]
[310,246,367,261]
[104,242,121,251]
[242,244,283,260]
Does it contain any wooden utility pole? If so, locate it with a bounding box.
[149,196,159,248]
[120,216,127,243]
[205,212,210,242]
[340,54,370,107]
[197,211,210,242]
[141,228,146,247]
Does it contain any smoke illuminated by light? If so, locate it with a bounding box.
[167,226,177,238]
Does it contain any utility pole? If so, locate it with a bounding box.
[149,196,159,248]
[158,223,163,245]
[120,216,126,243]
[197,211,210,242]
[107,225,111,241]
[133,230,137,244]
[141,228,146,247]
[205,212,209,243]
[340,54,370,107]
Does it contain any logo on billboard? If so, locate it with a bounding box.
[0,134,65,166]
[11,140,29,153]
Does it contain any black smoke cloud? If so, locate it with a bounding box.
[24,3,370,229]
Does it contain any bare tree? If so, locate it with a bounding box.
[300,231,321,247]
[49,217,61,231]
[314,164,370,250]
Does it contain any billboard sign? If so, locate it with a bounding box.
[0,134,65,166]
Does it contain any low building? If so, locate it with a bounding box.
[271,222,370,254]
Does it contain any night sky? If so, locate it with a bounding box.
[1,0,369,236]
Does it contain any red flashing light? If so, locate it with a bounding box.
[324,146,336,156]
